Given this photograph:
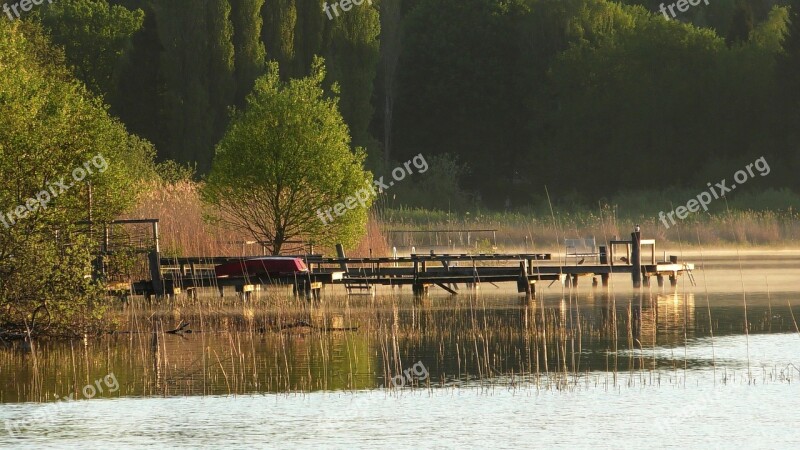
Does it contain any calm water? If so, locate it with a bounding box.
[2,253,800,448]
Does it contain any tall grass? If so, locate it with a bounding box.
[379,206,800,250]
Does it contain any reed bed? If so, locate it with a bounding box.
[2,285,798,403]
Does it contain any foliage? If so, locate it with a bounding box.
[39,0,144,98]
[24,0,800,213]
[202,58,373,254]
[0,20,156,335]
[381,154,471,211]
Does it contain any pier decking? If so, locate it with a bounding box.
[129,229,694,300]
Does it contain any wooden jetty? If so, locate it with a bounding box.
[128,228,694,300]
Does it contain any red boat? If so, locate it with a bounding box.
[214,257,309,278]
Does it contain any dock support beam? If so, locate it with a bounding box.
[631,230,642,288]
[148,250,164,297]
[517,261,533,298]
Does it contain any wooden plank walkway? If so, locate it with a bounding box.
[129,229,694,300]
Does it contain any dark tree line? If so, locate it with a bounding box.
[34,0,800,209]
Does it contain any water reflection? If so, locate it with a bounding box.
[1,288,798,403]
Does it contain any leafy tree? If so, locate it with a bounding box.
[0,20,157,336]
[154,0,236,173]
[207,0,237,143]
[202,58,373,254]
[395,0,529,206]
[778,0,800,186]
[112,3,162,147]
[727,0,755,45]
[39,0,144,98]
[261,0,297,78]
[231,0,267,106]
[325,1,380,148]
[378,0,403,166]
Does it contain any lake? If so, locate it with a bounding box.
[1,252,799,448]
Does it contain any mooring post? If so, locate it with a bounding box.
[148,220,165,296]
[412,259,427,297]
[631,229,642,288]
[148,250,164,297]
[517,261,532,298]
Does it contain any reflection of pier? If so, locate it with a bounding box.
[627,292,697,349]
[129,228,694,299]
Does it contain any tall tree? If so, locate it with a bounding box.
[261,0,297,78]
[281,0,329,78]
[112,3,162,148]
[325,1,380,149]
[728,1,755,45]
[778,0,800,185]
[395,0,529,206]
[39,0,144,98]
[154,0,236,173]
[231,0,266,106]
[207,0,237,143]
[379,0,403,166]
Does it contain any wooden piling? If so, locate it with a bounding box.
[517,261,532,298]
[631,230,642,288]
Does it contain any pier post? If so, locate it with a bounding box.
[517,261,532,298]
[148,250,164,297]
[631,230,642,288]
[601,274,610,287]
[657,275,664,287]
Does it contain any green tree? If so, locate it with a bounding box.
[207,0,237,142]
[202,58,373,254]
[778,0,800,186]
[261,0,297,78]
[231,0,267,106]
[727,1,755,46]
[325,1,380,148]
[395,0,529,206]
[39,0,144,98]
[378,0,403,166]
[0,20,156,336]
[154,0,236,173]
